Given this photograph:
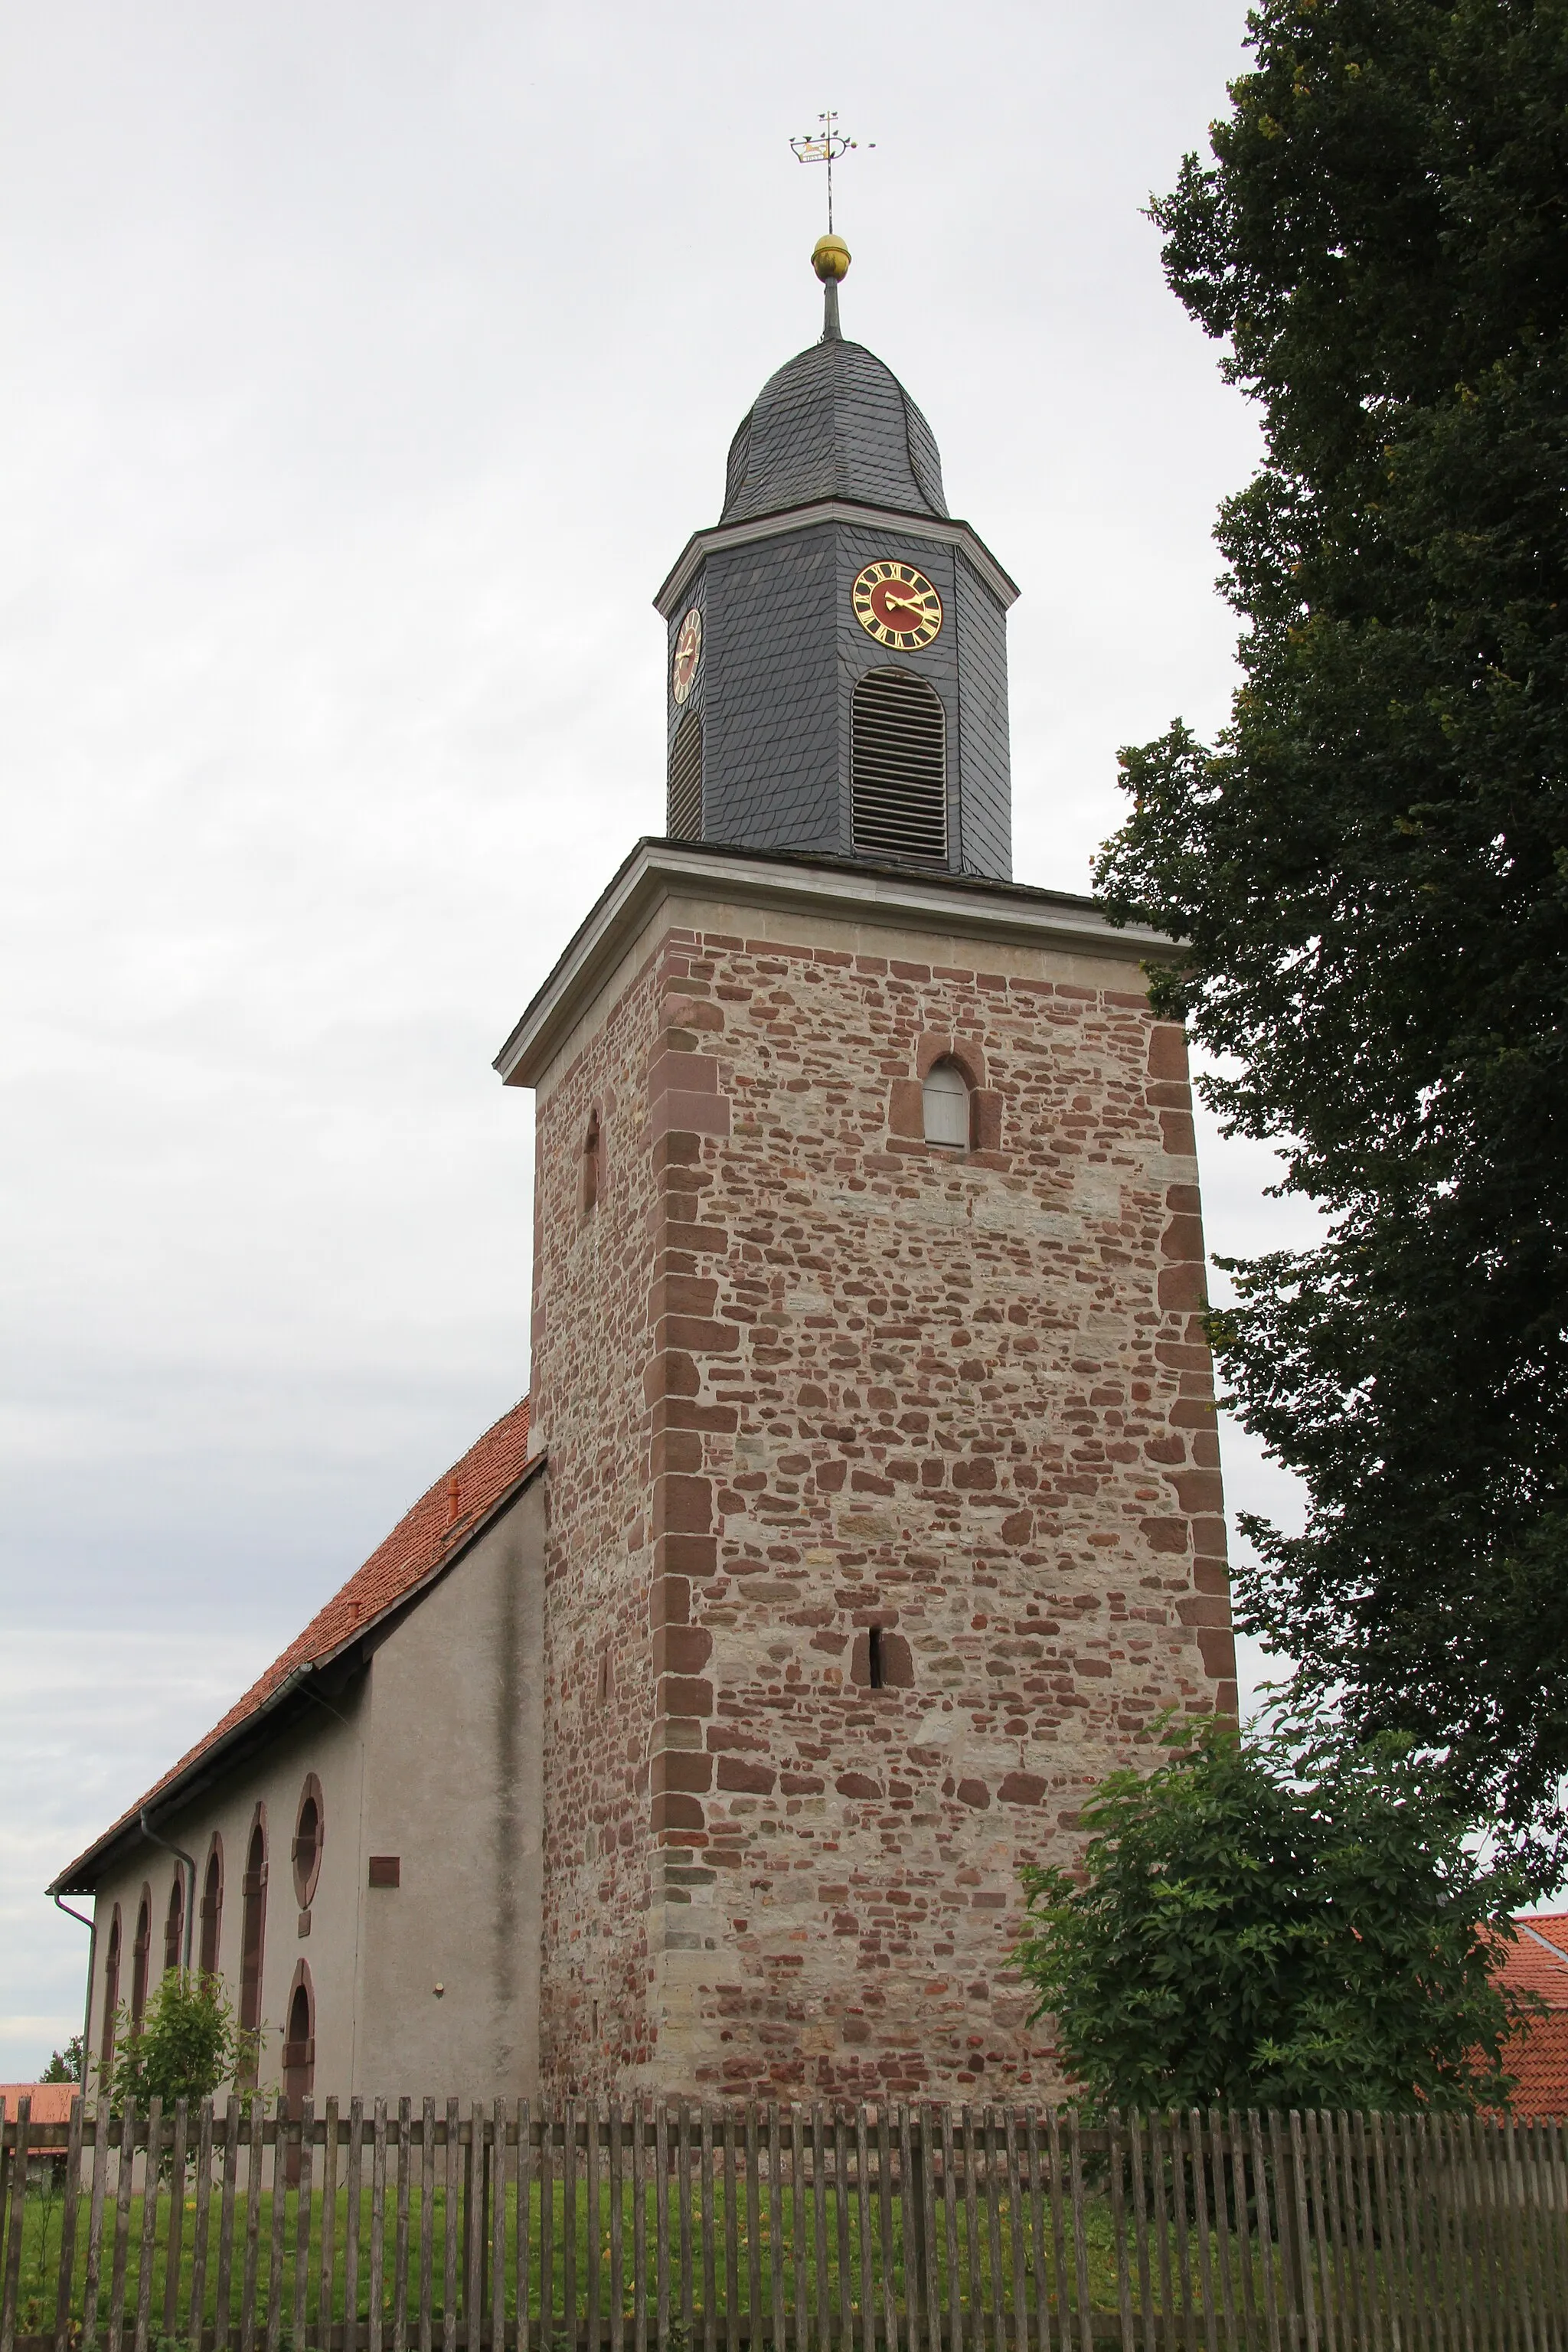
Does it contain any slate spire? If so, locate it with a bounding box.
[654,241,1019,880]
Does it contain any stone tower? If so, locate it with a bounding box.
[496,249,1235,2100]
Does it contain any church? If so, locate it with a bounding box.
[51,237,1235,2106]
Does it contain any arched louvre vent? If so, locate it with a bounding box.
[668,710,703,840]
[851,668,947,864]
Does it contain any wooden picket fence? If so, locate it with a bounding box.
[3,2093,1566,2352]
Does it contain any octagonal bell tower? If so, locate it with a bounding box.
[655,241,1017,879]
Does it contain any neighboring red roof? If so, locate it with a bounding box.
[1495,1913,1568,2120]
[0,2086,78,2126]
[54,1398,535,1890]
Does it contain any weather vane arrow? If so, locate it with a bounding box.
[789,109,874,236]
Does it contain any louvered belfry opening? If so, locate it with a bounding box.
[851,668,948,865]
[667,710,704,840]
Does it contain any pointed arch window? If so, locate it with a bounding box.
[163,1870,185,1975]
[130,1886,152,2026]
[239,1812,268,2064]
[100,1905,122,2079]
[851,668,947,865]
[922,1057,971,1148]
[199,1838,224,1976]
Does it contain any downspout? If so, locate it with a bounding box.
[140,1811,198,1975]
[52,1892,96,2091]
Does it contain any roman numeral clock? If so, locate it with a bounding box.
[851,560,943,652]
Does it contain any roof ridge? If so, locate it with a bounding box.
[1517,1917,1568,1971]
[51,1394,537,1893]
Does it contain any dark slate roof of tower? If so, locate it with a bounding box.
[720,336,948,524]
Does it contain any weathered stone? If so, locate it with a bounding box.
[528,890,1233,2099]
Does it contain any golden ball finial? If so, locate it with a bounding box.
[812,234,851,283]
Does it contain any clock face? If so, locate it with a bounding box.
[851,560,943,651]
[671,607,703,704]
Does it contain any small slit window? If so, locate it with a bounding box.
[923,1059,970,1148]
[867,1625,885,1690]
[668,710,703,840]
[583,1112,602,1214]
[851,668,947,865]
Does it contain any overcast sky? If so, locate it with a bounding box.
[0,0,1326,2077]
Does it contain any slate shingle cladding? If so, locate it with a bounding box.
[721,337,948,522]
[659,305,1015,882]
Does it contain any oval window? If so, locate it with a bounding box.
[292,1775,324,1908]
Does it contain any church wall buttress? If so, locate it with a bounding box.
[531,899,1234,2101]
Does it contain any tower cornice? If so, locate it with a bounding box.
[493,836,1178,1089]
[653,500,1020,621]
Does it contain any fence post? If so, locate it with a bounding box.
[53,2092,87,2352]
[1287,2113,1317,2352]
[0,2093,29,2352]
[133,2095,163,2352]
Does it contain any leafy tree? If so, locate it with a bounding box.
[1093,0,1568,1871]
[100,1972,253,2113]
[40,2037,83,2085]
[1015,1712,1538,2113]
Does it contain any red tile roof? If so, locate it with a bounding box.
[1495,1913,1568,2120]
[0,2085,78,2127]
[53,1398,535,1892]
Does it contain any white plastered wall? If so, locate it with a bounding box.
[83,1474,547,2102]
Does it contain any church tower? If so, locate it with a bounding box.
[497,246,1235,2099]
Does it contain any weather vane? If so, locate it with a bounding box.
[789,110,874,234]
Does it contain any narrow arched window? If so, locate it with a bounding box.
[668,709,703,840]
[283,1967,315,2182]
[239,1815,267,2056]
[851,669,947,864]
[923,1058,970,1148]
[292,1775,324,1909]
[284,1976,313,2081]
[100,1906,122,2078]
[199,1839,223,1976]
[130,1887,152,2026]
[163,1870,185,1975]
[583,1111,602,1213]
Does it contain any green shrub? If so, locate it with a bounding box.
[1015,1709,1542,2114]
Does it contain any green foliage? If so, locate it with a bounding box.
[41,2036,83,2084]
[100,1973,252,2113]
[1093,0,1568,1870]
[1015,1712,1539,2115]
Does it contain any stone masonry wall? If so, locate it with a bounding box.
[531,902,1233,2102]
[530,944,666,2089]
